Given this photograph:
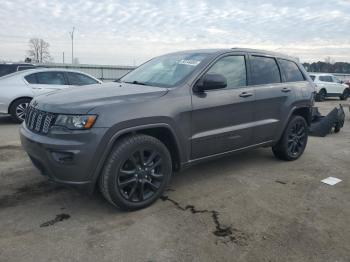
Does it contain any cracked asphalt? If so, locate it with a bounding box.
[0,100,349,262]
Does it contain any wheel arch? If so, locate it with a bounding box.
[8,96,33,114]
[319,87,327,94]
[90,123,183,191]
[291,107,312,126]
[277,106,312,143]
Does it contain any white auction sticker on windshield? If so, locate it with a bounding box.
[178,60,201,66]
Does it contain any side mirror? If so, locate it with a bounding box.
[194,73,227,92]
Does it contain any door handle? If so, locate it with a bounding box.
[281,87,291,93]
[239,92,253,98]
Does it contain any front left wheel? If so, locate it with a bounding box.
[99,134,172,211]
[340,88,349,100]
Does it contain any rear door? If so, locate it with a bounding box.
[248,55,296,144]
[25,71,69,96]
[191,54,255,159]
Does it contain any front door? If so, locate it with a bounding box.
[191,54,255,159]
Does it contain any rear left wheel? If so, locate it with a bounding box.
[99,134,172,211]
[9,98,31,123]
[272,116,308,161]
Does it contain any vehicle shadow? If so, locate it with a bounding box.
[0,115,18,125]
[0,147,276,217]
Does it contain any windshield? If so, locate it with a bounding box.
[121,52,209,87]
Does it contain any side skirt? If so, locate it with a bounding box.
[180,140,275,170]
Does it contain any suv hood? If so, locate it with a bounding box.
[33,82,169,114]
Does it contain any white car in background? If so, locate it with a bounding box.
[309,73,349,102]
[0,68,102,122]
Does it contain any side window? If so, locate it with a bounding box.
[206,56,247,88]
[66,72,99,86]
[326,76,332,82]
[278,59,305,82]
[24,73,37,84]
[310,75,315,81]
[36,72,66,85]
[319,76,326,82]
[250,56,281,85]
[332,76,341,83]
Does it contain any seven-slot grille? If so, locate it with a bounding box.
[25,106,55,134]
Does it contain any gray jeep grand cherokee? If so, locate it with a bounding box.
[20,48,314,210]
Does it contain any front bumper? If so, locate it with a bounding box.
[20,123,108,193]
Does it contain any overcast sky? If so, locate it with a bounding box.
[1,0,350,65]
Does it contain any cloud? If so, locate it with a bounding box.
[0,0,349,64]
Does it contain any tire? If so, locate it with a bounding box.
[316,89,326,102]
[340,88,349,100]
[9,98,31,123]
[272,116,308,161]
[99,134,172,211]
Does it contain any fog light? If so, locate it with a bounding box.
[51,151,74,163]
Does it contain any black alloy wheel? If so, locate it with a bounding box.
[272,115,308,161]
[287,118,307,157]
[99,134,172,210]
[117,149,164,202]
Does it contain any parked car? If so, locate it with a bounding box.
[0,63,37,77]
[0,68,102,122]
[309,73,349,101]
[20,48,314,210]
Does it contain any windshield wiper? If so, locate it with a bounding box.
[123,80,148,86]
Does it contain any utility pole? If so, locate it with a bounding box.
[62,52,65,64]
[69,27,75,64]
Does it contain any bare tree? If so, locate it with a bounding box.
[27,38,52,63]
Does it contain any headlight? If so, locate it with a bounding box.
[54,115,97,130]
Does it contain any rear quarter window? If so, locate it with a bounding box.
[250,56,281,85]
[278,59,305,82]
[24,73,37,84]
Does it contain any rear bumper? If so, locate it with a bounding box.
[20,123,108,193]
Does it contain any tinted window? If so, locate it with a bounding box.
[250,56,281,85]
[310,75,315,81]
[206,56,246,88]
[36,72,66,85]
[0,65,16,77]
[17,66,35,72]
[319,76,332,82]
[66,72,99,85]
[278,59,304,82]
[25,74,37,84]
